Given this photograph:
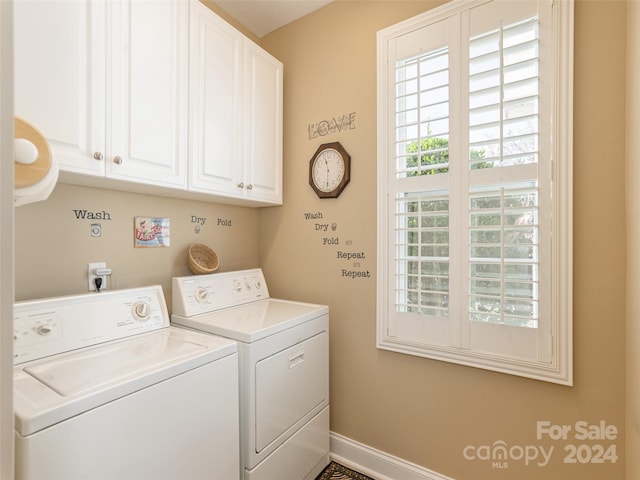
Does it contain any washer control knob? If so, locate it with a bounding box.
[132,301,151,321]
[37,325,52,336]
[195,287,209,303]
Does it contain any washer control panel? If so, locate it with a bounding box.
[172,268,269,317]
[14,286,169,365]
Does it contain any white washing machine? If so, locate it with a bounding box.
[13,285,240,480]
[171,268,330,480]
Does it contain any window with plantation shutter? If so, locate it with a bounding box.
[377,0,573,384]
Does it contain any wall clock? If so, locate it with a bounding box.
[309,141,351,198]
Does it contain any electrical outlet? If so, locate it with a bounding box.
[88,262,107,291]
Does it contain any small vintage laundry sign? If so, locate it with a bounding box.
[134,217,170,248]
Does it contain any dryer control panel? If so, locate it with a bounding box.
[14,286,169,365]
[172,268,269,317]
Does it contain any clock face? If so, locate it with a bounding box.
[309,142,350,198]
[312,148,345,193]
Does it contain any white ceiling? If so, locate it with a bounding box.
[213,0,333,38]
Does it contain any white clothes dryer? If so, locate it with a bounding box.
[14,285,240,480]
[171,269,330,480]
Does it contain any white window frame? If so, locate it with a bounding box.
[376,0,573,385]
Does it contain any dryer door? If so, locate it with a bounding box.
[254,331,327,452]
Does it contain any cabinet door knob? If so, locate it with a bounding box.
[246,184,253,190]
[113,156,123,165]
[93,152,104,161]
[237,182,244,188]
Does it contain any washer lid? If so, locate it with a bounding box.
[171,298,328,343]
[14,327,237,436]
[25,331,203,396]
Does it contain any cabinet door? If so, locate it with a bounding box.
[188,1,243,197]
[14,0,105,176]
[107,0,188,189]
[244,41,283,205]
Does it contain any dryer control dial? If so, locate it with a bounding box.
[195,287,209,303]
[132,301,151,321]
[37,325,53,336]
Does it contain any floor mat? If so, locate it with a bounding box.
[316,461,375,480]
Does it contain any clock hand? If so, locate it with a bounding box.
[326,163,330,187]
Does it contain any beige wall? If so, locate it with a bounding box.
[627,1,640,479]
[15,184,260,309]
[258,1,627,479]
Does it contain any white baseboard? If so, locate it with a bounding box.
[329,432,455,480]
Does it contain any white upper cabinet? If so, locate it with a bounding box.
[14,0,188,190]
[189,1,283,205]
[107,0,188,189]
[14,0,105,176]
[244,40,283,205]
[14,0,282,206]
[189,1,243,197]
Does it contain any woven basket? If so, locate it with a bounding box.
[188,243,219,275]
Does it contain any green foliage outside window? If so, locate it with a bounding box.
[405,135,489,175]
